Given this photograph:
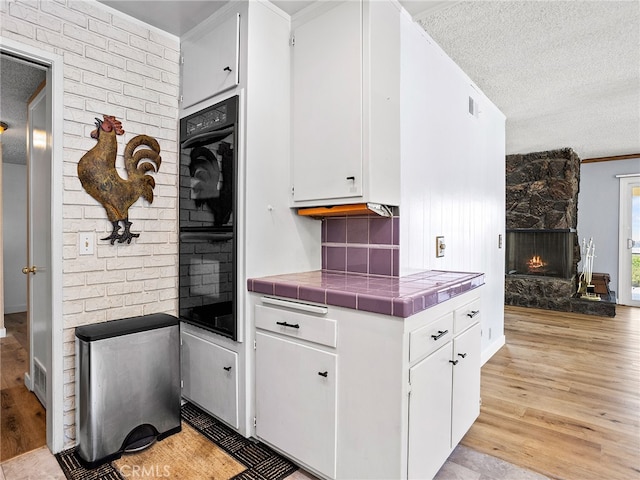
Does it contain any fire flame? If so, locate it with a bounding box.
[527,255,546,269]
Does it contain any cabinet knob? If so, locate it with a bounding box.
[318,371,328,378]
[449,360,459,365]
[467,310,480,318]
[223,366,232,372]
[431,330,448,341]
[457,353,467,358]
[223,66,232,72]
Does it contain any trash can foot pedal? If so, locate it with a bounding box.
[122,424,158,453]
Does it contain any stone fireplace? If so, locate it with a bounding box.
[506,229,575,279]
[505,148,580,311]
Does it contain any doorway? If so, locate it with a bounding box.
[0,53,48,461]
[0,38,65,454]
[618,175,640,307]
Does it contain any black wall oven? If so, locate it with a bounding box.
[179,96,238,340]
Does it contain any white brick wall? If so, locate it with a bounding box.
[1,0,180,448]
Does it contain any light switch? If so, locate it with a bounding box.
[79,232,94,255]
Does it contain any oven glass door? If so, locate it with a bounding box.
[179,96,237,339]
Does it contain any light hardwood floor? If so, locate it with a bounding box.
[0,312,46,462]
[462,305,640,480]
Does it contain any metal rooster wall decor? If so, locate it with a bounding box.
[78,115,161,244]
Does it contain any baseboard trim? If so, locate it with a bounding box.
[4,305,27,314]
[0,327,6,338]
[481,335,506,365]
[24,371,34,390]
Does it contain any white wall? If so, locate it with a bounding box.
[2,163,27,314]
[400,13,506,361]
[577,156,640,296]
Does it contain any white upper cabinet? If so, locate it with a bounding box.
[290,0,401,207]
[181,11,240,109]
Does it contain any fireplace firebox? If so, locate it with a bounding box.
[505,229,575,279]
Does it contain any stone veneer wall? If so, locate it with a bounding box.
[1,2,180,447]
[505,148,581,311]
[506,148,580,230]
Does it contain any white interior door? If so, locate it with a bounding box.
[26,86,52,407]
[618,176,640,306]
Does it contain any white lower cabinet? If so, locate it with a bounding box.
[451,322,482,447]
[252,289,482,480]
[181,330,239,429]
[255,332,337,478]
[408,342,454,479]
[407,319,482,479]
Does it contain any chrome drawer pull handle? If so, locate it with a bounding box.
[431,330,448,340]
[467,310,480,318]
[276,321,300,329]
[318,371,328,378]
[449,360,459,365]
[223,366,232,371]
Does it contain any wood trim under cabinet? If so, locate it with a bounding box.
[581,153,640,163]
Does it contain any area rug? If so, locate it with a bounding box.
[55,402,298,480]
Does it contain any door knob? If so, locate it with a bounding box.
[22,266,37,275]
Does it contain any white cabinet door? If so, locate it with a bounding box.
[291,1,363,202]
[181,12,240,108]
[451,322,481,446]
[181,331,239,428]
[255,332,337,478]
[408,342,453,480]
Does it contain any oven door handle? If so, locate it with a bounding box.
[179,232,233,242]
[181,126,234,148]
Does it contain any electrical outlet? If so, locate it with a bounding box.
[436,236,446,257]
[79,232,94,255]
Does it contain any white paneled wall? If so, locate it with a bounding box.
[1,0,180,447]
[400,14,506,361]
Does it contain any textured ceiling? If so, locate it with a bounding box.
[2,1,639,166]
[418,0,640,159]
[0,56,46,165]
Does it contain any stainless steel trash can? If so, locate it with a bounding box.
[75,313,181,468]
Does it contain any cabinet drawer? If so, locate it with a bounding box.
[454,297,481,334]
[255,304,337,348]
[409,312,453,363]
